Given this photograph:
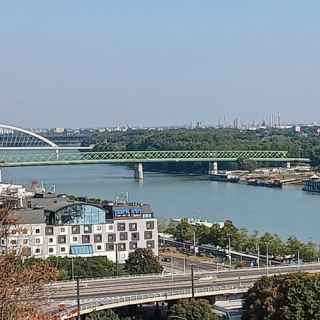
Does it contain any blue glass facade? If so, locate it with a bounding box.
[56,204,106,225]
[70,245,93,255]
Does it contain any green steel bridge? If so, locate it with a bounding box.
[0,124,310,179]
[0,149,309,167]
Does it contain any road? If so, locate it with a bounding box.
[160,255,225,274]
[50,263,320,302]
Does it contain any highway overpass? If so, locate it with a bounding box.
[49,262,320,319]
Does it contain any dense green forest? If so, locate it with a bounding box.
[90,128,320,173]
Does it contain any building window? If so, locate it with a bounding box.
[82,235,90,243]
[106,243,114,251]
[23,239,28,245]
[35,248,41,254]
[144,231,153,240]
[72,236,78,242]
[84,225,92,233]
[56,204,106,225]
[60,247,66,253]
[96,245,102,251]
[94,234,102,243]
[49,248,54,253]
[22,228,28,234]
[129,242,138,250]
[131,232,139,241]
[60,227,66,233]
[48,237,54,244]
[117,223,126,231]
[108,234,116,243]
[146,240,155,249]
[58,235,66,244]
[35,228,41,234]
[120,232,128,241]
[70,245,93,255]
[108,225,113,231]
[35,238,41,244]
[10,239,17,245]
[45,227,54,235]
[129,223,137,231]
[11,229,17,235]
[71,225,80,234]
[95,225,102,231]
[146,221,155,230]
[118,243,126,251]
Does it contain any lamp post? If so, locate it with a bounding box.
[75,276,80,320]
[266,242,270,276]
[228,235,232,268]
[191,265,195,299]
[256,242,260,268]
[115,243,119,277]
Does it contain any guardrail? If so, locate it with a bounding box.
[58,281,254,319]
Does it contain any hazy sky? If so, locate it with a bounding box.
[2,1,320,128]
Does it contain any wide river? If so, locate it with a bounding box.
[3,165,320,243]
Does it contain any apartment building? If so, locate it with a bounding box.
[0,194,158,263]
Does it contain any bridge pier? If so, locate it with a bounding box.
[208,161,218,175]
[134,163,144,180]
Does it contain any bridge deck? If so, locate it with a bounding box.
[0,150,309,167]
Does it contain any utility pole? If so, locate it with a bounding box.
[75,276,80,320]
[193,231,196,256]
[266,243,269,276]
[191,265,195,299]
[115,243,119,277]
[71,256,74,280]
[228,235,232,268]
[257,242,260,268]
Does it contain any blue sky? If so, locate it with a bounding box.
[1,1,320,127]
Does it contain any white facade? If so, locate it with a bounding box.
[1,219,158,263]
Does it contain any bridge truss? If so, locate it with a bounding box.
[0,149,309,167]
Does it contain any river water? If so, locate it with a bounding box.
[3,165,320,243]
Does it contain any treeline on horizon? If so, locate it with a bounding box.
[89,128,320,173]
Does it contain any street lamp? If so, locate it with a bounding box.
[75,276,81,320]
[256,242,260,268]
[266,242,270,276]
[228,235,232,268]
[191,265,195,299]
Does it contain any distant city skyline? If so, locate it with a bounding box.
[2,1,320,127]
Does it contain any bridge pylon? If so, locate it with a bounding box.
[134,162,144,180]
[208,161,218,175]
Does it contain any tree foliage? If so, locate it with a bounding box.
[242,273,320,320]
[0,253,58,320]
[125,248,163,275]
[167,219,319,262]
[86,309,121,320]
[90,127,320,172]
[169,299,217,320]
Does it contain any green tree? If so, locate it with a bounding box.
[169,299,217,320]
[242,273,320,320]
[86,309,127,320]
[125,248,163,275]
[175,218,195,242]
